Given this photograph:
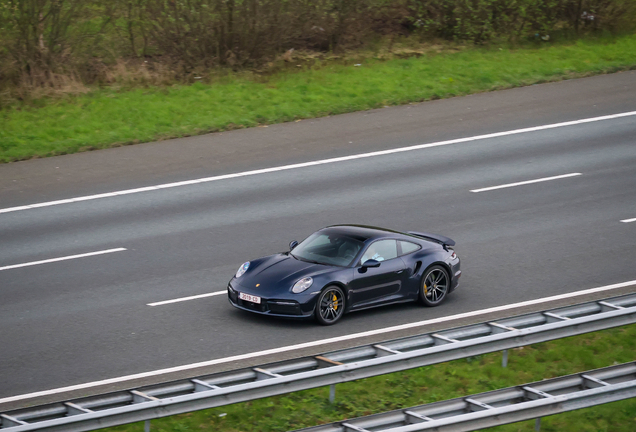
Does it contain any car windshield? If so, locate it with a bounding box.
[291,232,363,267]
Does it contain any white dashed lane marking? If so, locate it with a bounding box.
[470,173,582,193]
[147,291,226,306]
[0,248,127,271]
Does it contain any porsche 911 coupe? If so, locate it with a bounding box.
[227,225,461,325]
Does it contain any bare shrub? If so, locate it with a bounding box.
[1,0,635,104]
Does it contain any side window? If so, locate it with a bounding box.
[361,240,398,263]
[399,241,421,256]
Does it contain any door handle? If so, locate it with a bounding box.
[395,270,404,274]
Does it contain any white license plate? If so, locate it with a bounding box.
[239,292,261,304]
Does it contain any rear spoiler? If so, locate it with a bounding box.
[407,231,456,249]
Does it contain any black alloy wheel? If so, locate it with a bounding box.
[419,265,449,306]
[315,286,345,325]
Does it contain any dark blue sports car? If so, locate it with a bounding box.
[228,225,461,325]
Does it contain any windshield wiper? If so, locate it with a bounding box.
[294,255,323,265]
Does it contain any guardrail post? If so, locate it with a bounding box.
[502,349,508,368]
[329,384,336,404]
[144,420,151,432]
[535,417,541,431]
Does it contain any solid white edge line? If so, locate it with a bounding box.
[2,278,635,405]
[148,291,226,306]
[0,248,127,271]
[470,173,582,193]
[620,218,636,223]
[2,111,636,215]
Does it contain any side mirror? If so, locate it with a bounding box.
[362,259,381,268]
[289,240,299,250]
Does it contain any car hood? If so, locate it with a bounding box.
[234,253,333,296]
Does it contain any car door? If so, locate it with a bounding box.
[348,239,407,308]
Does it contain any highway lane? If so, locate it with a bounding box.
[2,71,636,208]
[1,74,636,404]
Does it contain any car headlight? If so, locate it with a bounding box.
[235,261,250,278]
[292,277,313,293]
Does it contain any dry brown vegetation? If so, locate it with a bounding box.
[1,0,635,106]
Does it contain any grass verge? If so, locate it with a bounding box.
[100,325,636,432]
[1,35,636,163]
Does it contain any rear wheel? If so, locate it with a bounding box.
[315,286,345,325]
[419,265,449,306]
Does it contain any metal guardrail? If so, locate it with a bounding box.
[2,293,636,431]
[294,362,636,432]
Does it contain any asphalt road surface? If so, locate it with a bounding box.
[1,71,635,407]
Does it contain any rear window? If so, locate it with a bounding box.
[399,241,421,256]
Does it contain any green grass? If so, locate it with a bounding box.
[100,325,636,432]
[1,35,636,163]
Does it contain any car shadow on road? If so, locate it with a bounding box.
[224,293,461,329]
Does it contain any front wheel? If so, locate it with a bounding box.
[419,265,449,307]
[315,286,345,325]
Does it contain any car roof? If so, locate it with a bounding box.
[321,224,421,243]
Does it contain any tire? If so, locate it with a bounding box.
[315,286,346,325]
[419,265,449,307]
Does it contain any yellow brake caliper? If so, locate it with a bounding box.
[332,294,338,310]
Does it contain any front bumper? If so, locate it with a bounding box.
[227,282,317,319]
